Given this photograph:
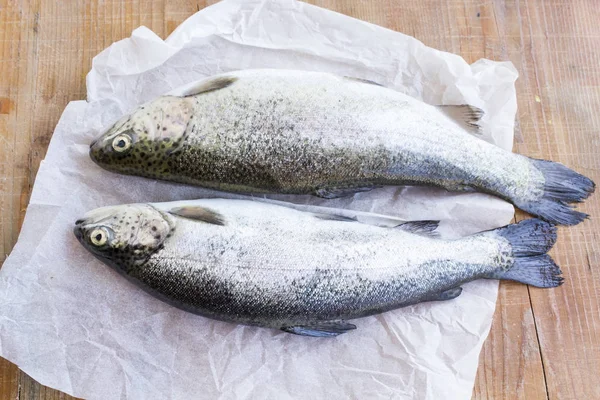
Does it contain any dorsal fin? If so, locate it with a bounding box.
[180,76,238,97]
[343,76,384,86]
[168,206,225,225]
[436,104,484,135]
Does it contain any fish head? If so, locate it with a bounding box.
[74,204,174,271]
[89,96,193,179]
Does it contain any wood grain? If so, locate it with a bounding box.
[0,1,598,399]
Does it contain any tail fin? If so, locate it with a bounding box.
[495,218,557,256]
[519,159,595,226]
[488,219,563,288]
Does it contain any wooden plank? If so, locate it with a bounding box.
[474,1,600,399]
[472,3,550,397]
[1,0,599,399]
[1,0,43,397]
[526,0,600,396]
[18,370,80,400]
[473,279,549,399]
[0,357,19,400]
[0,1,214,398]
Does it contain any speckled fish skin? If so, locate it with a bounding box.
[89,69,594,225]
[74,199,562,337]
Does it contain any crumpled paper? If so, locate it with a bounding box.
[0,0,519,398]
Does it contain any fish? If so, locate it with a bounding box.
[74,199,562,337]
[88,69,595,225]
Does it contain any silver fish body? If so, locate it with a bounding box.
[89,69,594,225]
[74,199,561,336]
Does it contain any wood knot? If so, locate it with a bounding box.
[0,97,13,114]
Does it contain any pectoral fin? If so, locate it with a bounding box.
[168,206,225,225]
[282,321,357,337]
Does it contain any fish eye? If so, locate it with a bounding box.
[112,134,132,152]
[89,227,110,247]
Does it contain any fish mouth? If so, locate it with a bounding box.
[73,219,86,242]
[89,140,102,164]
[89,132,105,155]
[88,134,116,166]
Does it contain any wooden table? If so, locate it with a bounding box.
[1,1,598,399]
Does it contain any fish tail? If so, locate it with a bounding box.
[518,159,595,225]
[488,218,563,288]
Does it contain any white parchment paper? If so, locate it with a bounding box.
[0,0,519,398]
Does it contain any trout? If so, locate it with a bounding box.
[74,199,562,337]
[89,69,594,225]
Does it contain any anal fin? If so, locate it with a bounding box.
[315,185,379,199]
[397,220,440,236]
[424,287,463,302]
[282,321,356,337]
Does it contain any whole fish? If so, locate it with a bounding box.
[74,199,561,337]
[89,70,594,226]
